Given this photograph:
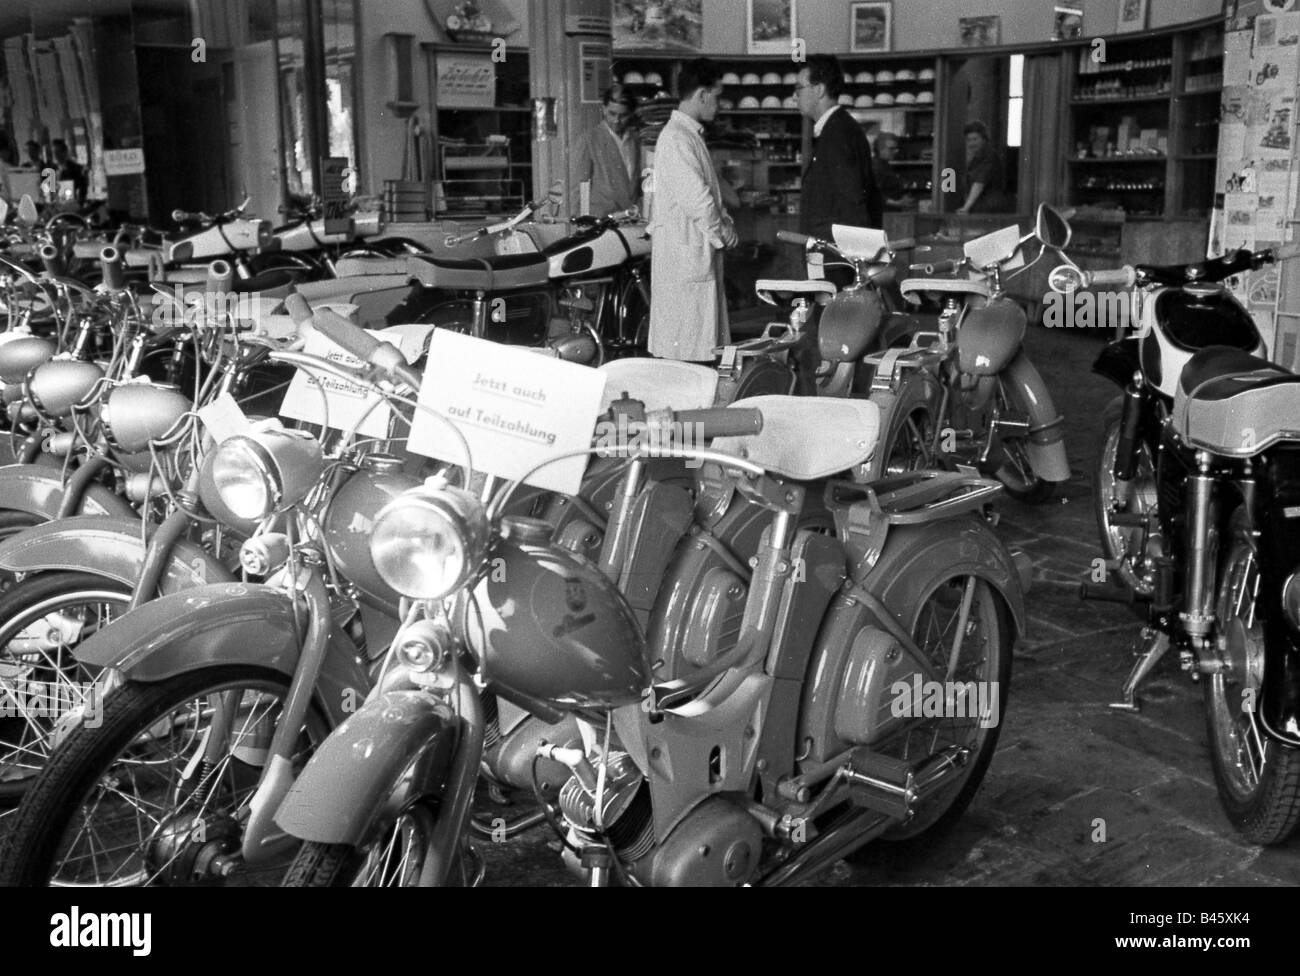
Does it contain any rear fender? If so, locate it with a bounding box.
[798,515,1023,765]
[0,515,232,593]
[0,464,134,519]
[72,582,367,727]
[1258,455,1300,747]
[274,689,460,846]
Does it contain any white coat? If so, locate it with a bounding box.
[646,110,734,361]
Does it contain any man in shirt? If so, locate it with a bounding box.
[52,140,87,204]
[873,132,911,209]
[572,86,641,218]
[646,58,737,362]
[796,54,883,242]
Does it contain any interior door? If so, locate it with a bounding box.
[230,40,283,219]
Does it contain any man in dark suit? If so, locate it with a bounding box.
[790,55,883,393]
[796,54,883,242]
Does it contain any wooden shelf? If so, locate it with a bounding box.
[1071,94,1173,105]
[1069,156,1167,164]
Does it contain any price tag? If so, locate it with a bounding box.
[198,392,253,443]
[407,331,605,495]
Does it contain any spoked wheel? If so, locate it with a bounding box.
[991,379,1055,504]
[282,802,478,887]
[879,572,1013,840]
[0,572,131,803]
[1204,516,1300,845]
[0,666,326,886]
[1093,396,1158,599]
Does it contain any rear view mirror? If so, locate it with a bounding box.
[1035,204,1072,249]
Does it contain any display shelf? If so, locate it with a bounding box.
[1063,21,1222,220]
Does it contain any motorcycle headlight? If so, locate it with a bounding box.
[370,483,490,600]
[200,427,323,521]
[1283,572,1300,632]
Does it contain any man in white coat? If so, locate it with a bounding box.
[646,58,737,362]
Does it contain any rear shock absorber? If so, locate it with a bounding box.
[1180,451,1217,640]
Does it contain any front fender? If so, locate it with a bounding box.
[1002,351,1071,483]
[1092,337,1140,389]
[0,464,134,519]
[0,515,232,593]
[73,582,367,728]
[275,689,461,846]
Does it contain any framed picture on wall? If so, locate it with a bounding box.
[958,15,1001,47]
[747,0,796,54]
[1053,5,1083,40]
[1117,0,1149,33]
[850,2,892,53]
[612,0,704,52]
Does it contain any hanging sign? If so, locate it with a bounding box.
[435,52,495,109]
[579,42,612,103]
[321,156,351,235]
[104,148,146,176]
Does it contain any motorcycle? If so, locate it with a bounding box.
[874,204,1074,502]
[1051,242,1300,843]
[270,324,1029,886]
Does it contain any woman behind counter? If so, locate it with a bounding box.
[957,120,1009,214]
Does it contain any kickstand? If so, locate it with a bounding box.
[1110,631,1171,712]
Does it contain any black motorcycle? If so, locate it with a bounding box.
[1052,244,1300,843]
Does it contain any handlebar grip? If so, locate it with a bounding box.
[39,244,66,278]
[99,246,125,290]
[283,292,313,325]
[890,237,916,250]
[312,308,382,362]
[674,407,763,439]
[1086,267,1136,288]
[206,259,232,295]
[1273,243,1300,262]
[776,230,811,247]
[917,258,960,274]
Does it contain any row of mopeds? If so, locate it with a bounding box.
[0,197,1295,886]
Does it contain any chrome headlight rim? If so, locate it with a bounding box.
[209,435,281,522]
[1283,571,1300,633]
[370,485,490,601]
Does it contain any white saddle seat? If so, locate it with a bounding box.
[712,395,879,481]
[598,359,719,414]
[900,276,991,304]
[755,279,838,306]
[334,256,412,277]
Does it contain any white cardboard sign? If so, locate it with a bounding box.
[278,328,417,438]
[408,331,605,495]
[963,224,1025,274]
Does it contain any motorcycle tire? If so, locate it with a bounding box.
[0,665,326,886]
[1204,509,1300,845]
[837,522,1014,855]
[281,801,467,887]
[1092,396,1158,603]
[0,571,131,804]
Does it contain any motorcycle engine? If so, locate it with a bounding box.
[557,751,655,866]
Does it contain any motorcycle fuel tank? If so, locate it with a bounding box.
[322,454,421,613]
[819,289,883,363]
[957,296,1026,376]
[465,517,649,709]
[547,223,650,279]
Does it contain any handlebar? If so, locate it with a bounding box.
[776,230,811,247]
[285,292,422,391]
[910,257,964,275]
[99,246,126,290]
[671,407,763,439]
